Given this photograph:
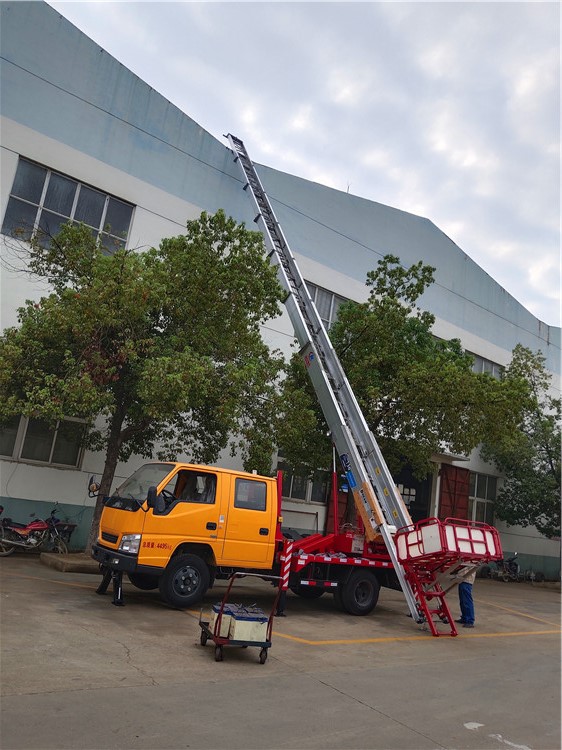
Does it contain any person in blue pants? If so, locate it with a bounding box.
[456,566,477,628]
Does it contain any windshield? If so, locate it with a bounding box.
[104,463,174,511]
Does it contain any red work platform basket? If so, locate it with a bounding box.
[395,517,502,566]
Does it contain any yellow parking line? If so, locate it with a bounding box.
[270,629,561,645]
[479,598,561,627]
[5,572,95,590]
[272,632,433,644]
[190,606,561,645]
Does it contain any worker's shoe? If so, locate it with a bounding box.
[462,623,475,628]
[455,619,465,624]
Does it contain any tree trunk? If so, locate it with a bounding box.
[85,408,126,553]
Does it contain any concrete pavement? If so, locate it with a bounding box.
[1,553,560,750]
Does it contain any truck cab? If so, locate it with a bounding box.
[92,462,280,607]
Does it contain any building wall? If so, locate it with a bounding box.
[1,2,559,573]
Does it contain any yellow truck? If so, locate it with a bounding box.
[92,461,284,609]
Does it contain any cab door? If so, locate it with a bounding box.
[140,468,227,568]
[220,476,274,566]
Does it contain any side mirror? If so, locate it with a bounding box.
[146,487,166,513]
[88,476,100,497]
[147,486,158,508]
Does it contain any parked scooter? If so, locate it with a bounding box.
[0,505,74,556]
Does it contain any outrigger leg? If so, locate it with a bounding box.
[111,570,124,606]
[96,567,125,606]
[96,567,112,595]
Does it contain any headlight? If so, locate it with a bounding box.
[119,534,141,554]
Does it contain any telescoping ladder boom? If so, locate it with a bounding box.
[226,134,422,621]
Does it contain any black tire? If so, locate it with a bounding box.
[290,584,325,599]
[127,573,159,590]
[259,648,268,664]
[214,645,223,662]
[158,553,210,608]
[0,528,17,557]
[339,570,380,616]
[200,630,208,646]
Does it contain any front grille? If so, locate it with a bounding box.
[101,531,118,544]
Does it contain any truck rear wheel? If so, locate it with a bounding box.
[339,570,380,616]
[159,553,210,608]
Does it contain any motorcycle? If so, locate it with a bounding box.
[0,505,74,556]
[491,552,521,582]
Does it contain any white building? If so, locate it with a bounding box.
[1,2,560,576]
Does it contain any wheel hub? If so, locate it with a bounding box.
[174,567,199,593]
[355,581,372,605]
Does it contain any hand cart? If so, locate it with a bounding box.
[198,572,282,664]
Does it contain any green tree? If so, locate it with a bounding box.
[278,255,520,481]
[481,345,561,538]
[0,211,285,549]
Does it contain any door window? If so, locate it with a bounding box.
[175,471,217,504]
[234,478,266,511]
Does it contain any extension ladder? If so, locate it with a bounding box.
[226,133,423,621]
[226,135,502,634]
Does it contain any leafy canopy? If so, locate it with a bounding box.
[481,345,561,539]
[0,211,285,546]
[278,254,522,480]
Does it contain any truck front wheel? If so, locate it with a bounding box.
[159,553,210,608]
[338,571,380,616]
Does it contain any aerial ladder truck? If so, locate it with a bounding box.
[225,134,501,636]
[91,136,501,637]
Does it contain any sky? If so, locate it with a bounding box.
[48,1,560,326]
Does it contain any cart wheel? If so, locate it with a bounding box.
[214,645,223,662]
[200,631,208,646]
[259,648,268,664]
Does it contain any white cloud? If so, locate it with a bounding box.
[418,40,460,81]
[289,105,314,133]
[48,0,560,326]
[326,66,372,107]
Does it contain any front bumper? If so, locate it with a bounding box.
[91,543,138,572]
